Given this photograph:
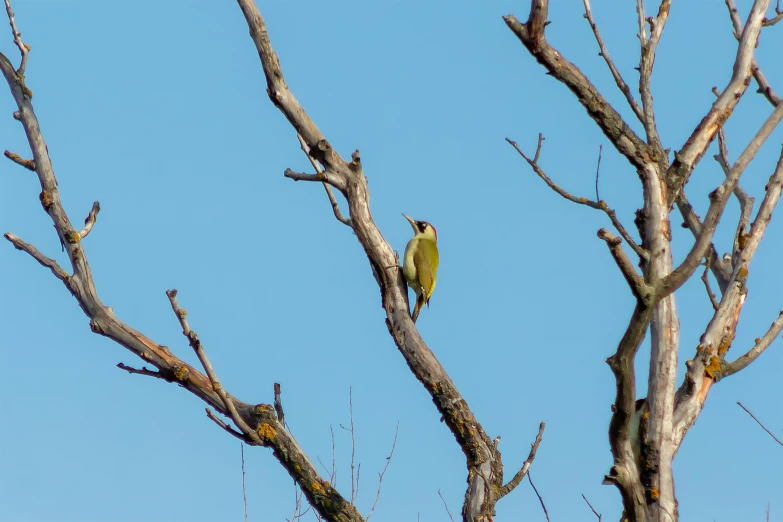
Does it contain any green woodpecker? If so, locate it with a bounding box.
[402,213,439,323]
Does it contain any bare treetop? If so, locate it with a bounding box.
[2,1,782,521]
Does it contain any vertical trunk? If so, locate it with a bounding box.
[643,169,679,521]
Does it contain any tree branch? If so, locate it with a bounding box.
[4,149,35,170]
[713,126,755,266]
[660,99,783,297]
[674,192,732,292]
[666,0,771,204]
[0,6,362,519]
[581,0,644,123]
[726,0,782,108]
[273,382,286,428]
[603,302,653,522]
[3,0,28,75]
[235,1,516,519]
[4,232,69,282]
[582,494,603,521]
[116,362,168,380]
[701,261,720,311]
[364,422,399,521]
[597,229,652,301]
[166,289,262,444]
[206,408,249,442]
[737,402,783,448]
[296,134,351,227]
[77,201,100,240]
[507,135,647,259]
[636,0,671,161]
[673,145,783,451]
[526,472,551,522]
[504,3,656,172]
[498,422,545,498]
[722,311,783,378]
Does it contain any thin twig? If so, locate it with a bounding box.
[763,0,783,26]
[527,472,551,522]
[365,421,399,521]
[437,490,456,522]
[675,192,732,292]
[296,134,351,227]
[206,408,248,442]
[331,425,337,485]
[725,0,782,107]
[274,382,286,428]
[582,0,644,122]
[344,387,358,504]
[661,99,783,297]
[166,289,262,444]
[4,150,35,170]
[713,124,755,264]
[723,311,783,378]
[582,494,602,521]
[701,261,719,311]
[507,136,647,260]
[594,144,603,202]
[737,402,783,448]
[4,233,69,282]
[289,485,305,522]
[116,362,166,379]
[666,0,771,203]
[77,201,101,240]
[241,443,249,522]
[498,422,546,498]
[597,229,651,302]
[3,0,29,75]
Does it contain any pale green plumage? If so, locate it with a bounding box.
[402,214,439,323]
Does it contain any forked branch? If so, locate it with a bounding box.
[582,0,644,123]
[235,0,540,519]
[0,5,363,520]
[666,0,772,203]
[504,2,655,172]
[507,136,646,259]
[497,422,546,498]
[726,0,782,108]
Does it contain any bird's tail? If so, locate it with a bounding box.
[411,293,426,323]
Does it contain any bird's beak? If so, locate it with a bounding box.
[402,213,418,233]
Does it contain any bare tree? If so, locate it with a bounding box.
[1,1,781,522]
[505,0,783,520]
[0,1,544,521]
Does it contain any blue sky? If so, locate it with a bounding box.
[1,1,782,521]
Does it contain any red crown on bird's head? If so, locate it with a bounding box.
[418,221,437,241]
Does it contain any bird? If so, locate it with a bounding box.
[401,213,439,323]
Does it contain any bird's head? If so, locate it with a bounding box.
[402,213,437,242]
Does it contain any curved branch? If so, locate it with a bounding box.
[498,422,546,498]
[597,229,651,301]
[0,17,361,522]
[636,0,671,160]
[582,0,644,123]
[666,0,771,203]
[504,3,656,172]
[235,1,518,519]
[722,311,783,378]
[673,145,783,450]
[660,100,783,297]
[4,232,69,282]
[507,136,647,260]
[726,0,782,108]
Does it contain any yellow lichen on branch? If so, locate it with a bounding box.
[257,423,276,441]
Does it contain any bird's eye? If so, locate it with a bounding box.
[418,222,427,229]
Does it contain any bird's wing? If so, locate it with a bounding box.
[413,239,439,303]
